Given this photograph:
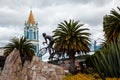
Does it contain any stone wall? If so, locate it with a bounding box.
[0,49,64,80]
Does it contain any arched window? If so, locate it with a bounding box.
[27,30,29,39]
[37,30,39,40]
[34,30,36,39]
[24,30,27,38]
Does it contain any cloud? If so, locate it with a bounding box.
[0,26,23,46]
[0,1,113,30]
[18,0,111,8]
[0,0,118,49]
[0,0,111,7]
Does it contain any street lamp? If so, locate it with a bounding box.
[92,38,103,52]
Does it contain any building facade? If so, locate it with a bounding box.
[24,10,41,60]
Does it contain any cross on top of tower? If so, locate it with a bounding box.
[27,10,35,25]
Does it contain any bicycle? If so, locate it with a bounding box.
[37,46,59,61]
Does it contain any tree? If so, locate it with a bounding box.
[4,36,35,62]
[103,7,120,43]
[53,19,91,74]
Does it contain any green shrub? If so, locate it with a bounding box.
[91,37,120,78]
[85,54,95,68]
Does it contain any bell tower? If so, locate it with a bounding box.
[24,10,41,60]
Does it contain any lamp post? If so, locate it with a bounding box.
[92,38,103,52]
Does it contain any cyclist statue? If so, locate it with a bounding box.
[42,33,54,59]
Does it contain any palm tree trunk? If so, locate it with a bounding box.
[68,51,78,75]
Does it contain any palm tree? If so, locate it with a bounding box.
[4,36,35,62]
[53,19,91,74]
[103,7,120,43]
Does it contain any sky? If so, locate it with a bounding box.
[0,0,120,60]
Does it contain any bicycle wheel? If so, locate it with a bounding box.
[37,47,47,57]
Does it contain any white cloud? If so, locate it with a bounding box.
[0,26,23,46]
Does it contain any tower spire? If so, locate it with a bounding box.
[27,10,35,25]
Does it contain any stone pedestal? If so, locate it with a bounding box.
[0,49,64,80]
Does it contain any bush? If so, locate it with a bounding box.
[63,73,102,80]
[91,36,120,78]
[63,73,120,80]
[85,54,95,68]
